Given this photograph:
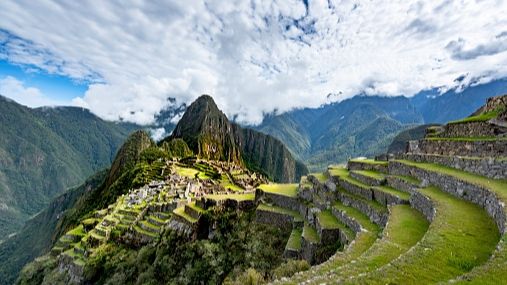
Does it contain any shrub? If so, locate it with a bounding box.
[272,259,310,280]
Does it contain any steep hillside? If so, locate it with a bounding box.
[387,124,440,154]
[0,131,153,285]
[168,95,308,182]
[0,96,137,237]
[257,96,420,170]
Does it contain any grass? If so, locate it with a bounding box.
[133,225,158,238]
[174,166,199,178]
[258,183,298,197]
[303,205,429,284]
[257,203,303,222]
[309,172,327,183]
[204,193,255,201]
[396,160,507,201]
[286,228,303,251]
[337,187,387,213]
[448,109,502,124]
[67,225,86,237]
[393,159,507,284]
[351,170,385,180]
[302,223,319,243]
[348,186,500,284]
[220,174,243,191]
[348,159,388,166]
[186,202,205,213]
[173,206,198,223]
[373,185,411,200]
[389,174,420,185]
[139,220,160,231]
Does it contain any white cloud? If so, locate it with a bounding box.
[0,76,68,107]
[1,0,507,125]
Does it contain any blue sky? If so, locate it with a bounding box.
[0,59,87,103]
[1,0,507,125]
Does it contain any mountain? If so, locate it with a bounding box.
[256,96,421,170]
[412,78,507,123]
[168,95,308,182]
[0,95,138,238]
[0,131,154,285]
[256,79,507,170]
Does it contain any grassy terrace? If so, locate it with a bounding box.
[338,187,387,213]
[448,108,502,124]
[173,206,198,223]
[330,167,409,201]
[302,223,319,243]
[348,186,500,284]
[390,174,420,185]
[351,170,385,180]
[285,202,382,283]
[373,186,411,200]
[204,193,255,201]
[396,160,507,201]
[286,228,303,251]
[317,210,354,239]
[257,203,303,222]
[133,225,158,238]
[394,159,507,284]
[309,172,327,183]
[186,202,205,213]
[306,205,429,284]
[258,183,298,197]
[220,174,243,191]
[348,159,388,166]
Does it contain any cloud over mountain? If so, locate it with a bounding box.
[1,0,507,125]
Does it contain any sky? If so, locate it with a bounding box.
[1,0,507,125]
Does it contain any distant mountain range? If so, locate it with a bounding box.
[0,96,138,238]
[255,79,507,170]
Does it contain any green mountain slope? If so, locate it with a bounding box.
[0,96,137,237]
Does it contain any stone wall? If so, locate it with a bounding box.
[255,208,294,231]
[336,178,373,200]
[398,153,507,180]
[58,254,84,284]
[389,161,506,234]
[407,139,507,157]
[331,207,362,233]
[409,191,435,222]
[348,161,388,173]
[301,237,319,265]
[386,176,418,193]
[439,121,500,137]
[255,188,301,212]
[483,94,507,113]
[336,191,388,227]
[350,171,384,186]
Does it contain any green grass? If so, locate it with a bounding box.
[257,203,303,222]
[286,228,303,251]
[390,174,420,185]
[173,206,198,223]
[332,201,379,232]
[337,187,387,213]
[348,186,500,284]
[258,183,298,197]
[204,193,255,201]
[187,202,205,213]
[67,225,86,237]
[303,205,429,284]
[220,174,243,191]
[302,223,319,243]
[396,160,507,201]
[352,170,385,180]
[139,220,160,231]
[174,166,199,178]
[133,225,158,238]
[348,159,388,166]
[373,185,411,200]
[309,173,327,183]
[448,109,502,124]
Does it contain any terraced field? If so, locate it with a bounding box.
[261,97,507,284]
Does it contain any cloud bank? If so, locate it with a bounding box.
[1,0,507,125]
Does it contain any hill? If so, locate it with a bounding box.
[0,95,138,238]
[167,95,308,182]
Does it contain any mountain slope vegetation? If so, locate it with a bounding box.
[0,95,137,237]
